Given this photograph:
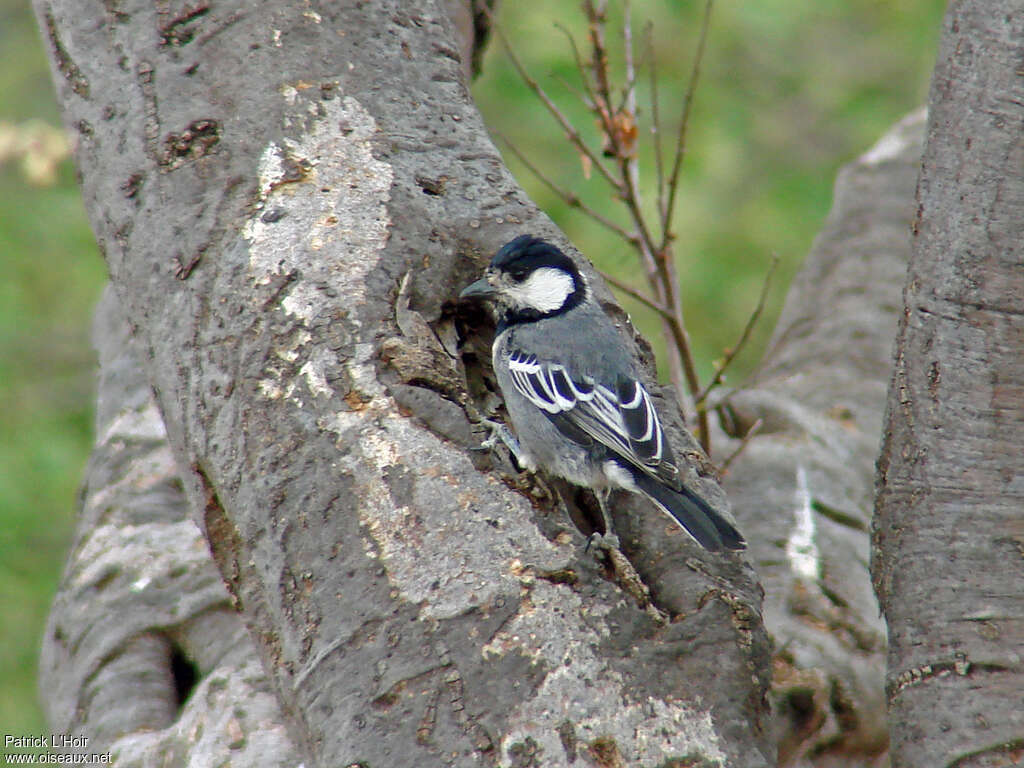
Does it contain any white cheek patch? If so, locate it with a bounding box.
[507,267,576,312]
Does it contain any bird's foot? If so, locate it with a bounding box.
[476,419,525,471]
[585,532,667,623]
[606,548,668,624]
[584,531,621,553]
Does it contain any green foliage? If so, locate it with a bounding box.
[1,0,944,741]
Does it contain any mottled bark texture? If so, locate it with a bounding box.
[36,1,770,766]
[873,2,1024,766]
[40,287,299,765]
[717,111,926,767]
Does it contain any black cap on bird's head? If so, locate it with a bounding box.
[491,235,581,277]
[459,236,587,326]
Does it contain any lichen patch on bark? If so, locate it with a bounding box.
[244,90,393,403]
[493,580,727,767]
[348,409,571,621]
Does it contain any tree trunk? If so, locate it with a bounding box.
[723,110,925,767]
[873,1,1024,766]
[35,1,771,765]
[40,286,300,765]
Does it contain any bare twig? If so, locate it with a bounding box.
[584,0,614,121]
[552,72,592,106]
[720,418,762,474]
[598,270,673,319]
[497,131,638,245]
[647,23,666,224]
[580,3,658,278]
[617,17,651,115]
[554,23,600,110]
[620,1,635,114]
[695,254,779,408]
[491,17,622,192]
[661,295,707,440]
[661,0,714,244]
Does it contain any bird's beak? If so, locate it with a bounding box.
[459,277,497,301]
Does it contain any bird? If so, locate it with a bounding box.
[459,234,745,553]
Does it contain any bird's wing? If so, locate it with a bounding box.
[506,348,679,485]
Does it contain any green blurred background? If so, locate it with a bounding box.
[1,0,945,740]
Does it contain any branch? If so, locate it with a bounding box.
[599,270,673,319]
[553,22,600,112]
[720,418,761,474]
[497,130,638,245]
[695,254,779,408]
[647,24,667,223]
[491,16,622,192]
[661,0,713,241]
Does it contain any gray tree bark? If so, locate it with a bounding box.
[43,1,1012,766]
[41,286,299,765]
[873,1,1024,766]
[35,1,771,766]
[722,111,925,767]
[42,107,930,768]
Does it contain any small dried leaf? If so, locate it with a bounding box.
[612,109,638,157]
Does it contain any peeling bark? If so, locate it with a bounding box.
[874,1,1024,765]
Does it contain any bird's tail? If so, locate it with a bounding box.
[630,469,746,552]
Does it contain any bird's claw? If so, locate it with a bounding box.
[476,419,525,472]
[585,531,621,554]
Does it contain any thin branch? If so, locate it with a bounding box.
[662,296,708,447]
[554,22,600,111]
[496,131,638,245]
[620,0,636,115]
[490,16,622,192]
[598,271,673,319]
[617,20,651,115]
[583,1,660,270]
[583,0,615,142]
[585,0,612,93]
[552,73,593,109]
[662,0,713,245]
[647,23,667,228]
[695,254,779,408]
[578,1,662,291]
[720,418,762,474]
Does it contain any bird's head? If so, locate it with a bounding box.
[459,235,587,324]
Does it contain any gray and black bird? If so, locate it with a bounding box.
[460,235,745,553]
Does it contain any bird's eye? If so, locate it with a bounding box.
[508,269,529,283]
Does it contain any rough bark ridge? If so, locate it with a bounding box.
[718,111,925,767]
[873,2,1024,766]
[36,1,770,765]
